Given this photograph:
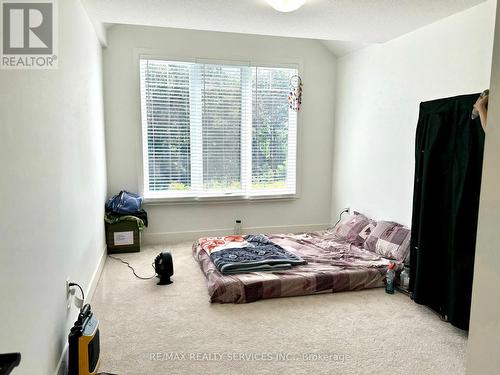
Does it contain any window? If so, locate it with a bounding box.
[140,58,297,200]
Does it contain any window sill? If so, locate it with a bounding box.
[143,193,298,205]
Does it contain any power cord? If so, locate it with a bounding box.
[69,282,85,303]
[108,255,156,280]
[333,208,350,228]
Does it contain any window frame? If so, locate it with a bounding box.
[136,53,302,204]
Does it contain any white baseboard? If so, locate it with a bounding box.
[86,245,107,303]
[54,245,107,375]
[142,223,332,245]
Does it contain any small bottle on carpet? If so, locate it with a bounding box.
[400,266,410,290]
[385,263,396,294]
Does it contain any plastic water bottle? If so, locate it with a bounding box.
[400,266,410,290]
[386,262,396,294]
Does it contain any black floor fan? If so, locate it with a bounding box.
[155,251,174,285]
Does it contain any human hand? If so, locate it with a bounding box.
[474,94,489,111]
[474,93,489,131]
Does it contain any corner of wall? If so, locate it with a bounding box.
[78,0,108,47]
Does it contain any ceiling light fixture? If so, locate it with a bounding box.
[266,0,306,13]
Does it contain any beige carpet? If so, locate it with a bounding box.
[91,242,467,375]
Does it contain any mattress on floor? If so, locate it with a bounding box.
[193,230,401,303]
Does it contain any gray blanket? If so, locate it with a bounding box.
[210,234,307,275]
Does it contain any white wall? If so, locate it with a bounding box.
[331,0,496,225]
[467,1,500,372]
[103,25,337,243]
[0,1,107,374]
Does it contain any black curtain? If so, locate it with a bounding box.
[409,94,485,330]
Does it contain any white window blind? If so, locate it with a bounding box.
[252,67,297,194]
[140,58,297,199]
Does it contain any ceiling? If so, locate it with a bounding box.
[81,0,486,56]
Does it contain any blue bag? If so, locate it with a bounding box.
[105,191,143,214]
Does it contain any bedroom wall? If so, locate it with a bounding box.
[331,0,496,226]
[467,1,500,372]
[103,25,337,243]
[0,1,107,374]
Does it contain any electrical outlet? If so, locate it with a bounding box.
[66,278,71,310]
[235,219,242,235]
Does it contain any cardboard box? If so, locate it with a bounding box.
[105,221,140,253]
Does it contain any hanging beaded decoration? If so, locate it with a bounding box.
[288,75,303,111]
